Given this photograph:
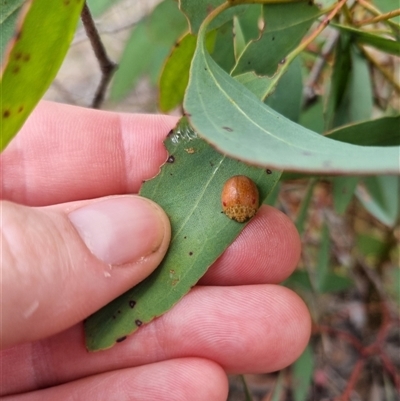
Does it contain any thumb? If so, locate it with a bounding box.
[0,196,170,349]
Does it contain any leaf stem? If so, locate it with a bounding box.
[357,0,400,37]
[356,8,400,26]
[265,0,348,98]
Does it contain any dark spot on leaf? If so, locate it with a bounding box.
[15,30,22,41]
[272,36,275,41]
[63,0,71,5]
[129,300,136,308]
[169,173,173,176]
[116,336,127,343]
[18,106,24,113]
[206,5,215,14]
[222,126,233,132]
[247,61,251,65]
[117,310,121,314]
[303,151,312,156]
[279,58,286,64]
[175,41,180,48]
[23,54,30,62]
[209,161,214,167]
[204,67,207,71]
[189,251,193,256]
[308,0,313,5]
[266,169,272,174]
[15,52,22,60]
[112,315,116,319]
[184,236,187,239]
[12,66,20,74]
[3,110,10,118]
[167,155,175,163]
[135,320,143,327]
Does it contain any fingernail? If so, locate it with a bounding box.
[68,197,167,266]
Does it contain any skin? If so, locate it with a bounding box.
[0,101,311,401]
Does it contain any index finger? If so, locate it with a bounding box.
[1,101,178,206]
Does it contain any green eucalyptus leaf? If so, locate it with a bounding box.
[159,31,216,112]
[326,116,400,146]
[183,5,400,174]
[0,0,25,62]
[146,0,187,46]
[264,56,303,121]
[179,0,248,33]
[332,23,400,55]
[86,0,122,17]
[332,176,359,214]
[110,21,150,100]
[85,118,281,351]
[356,176,400,227]
[0,0,84,151]
[110,0,187,101]
[232,2,321,76]
[210,20,236,72]
[159,33,198,112]
[293,344,314,401]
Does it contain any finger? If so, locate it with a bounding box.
[0,196,170,349]
[200,205,301,285]
[1,101,178,206]
[3,359,228,401]
[1,285,310,394]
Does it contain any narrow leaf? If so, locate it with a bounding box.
[85,118,281,351]
[356,176,400,227]
[333,23,400,55]
[0,0,84,151]
[326,116,400,146]
[332,176,359,214]
[292,344,314,401]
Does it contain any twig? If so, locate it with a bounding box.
[356,8,400,26]
[303,30,340,106]
[81,2,117,108]
[357,0,400,37]
[338,359,365,401]
[359,46,400,93]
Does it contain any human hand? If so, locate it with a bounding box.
[1,101,311,400]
